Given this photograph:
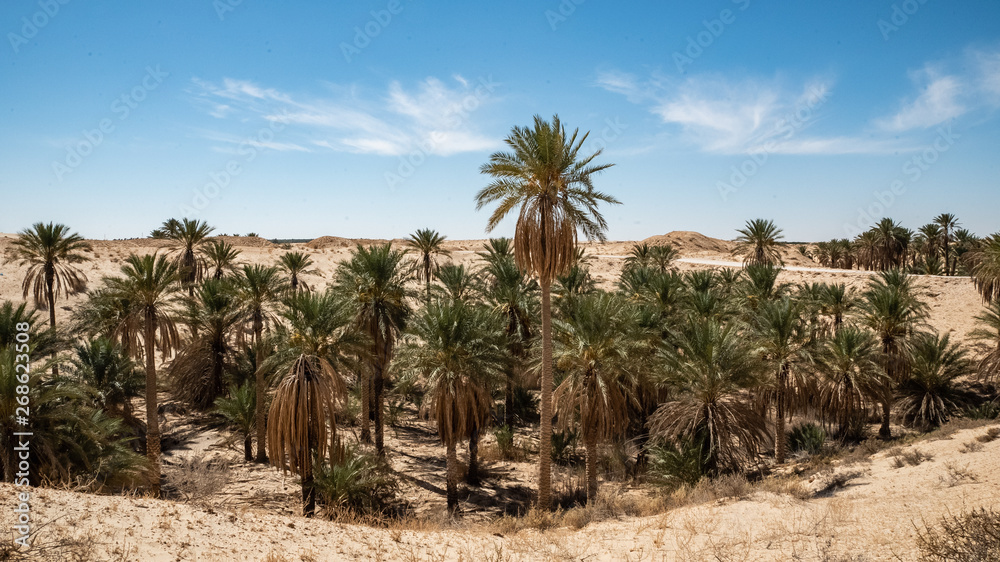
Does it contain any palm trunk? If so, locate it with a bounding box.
[446,440,458,515]
[879,400,892,439]
[424,256,431,303]
[467,426,480,486]
[775,363,788,464]
[2,429,13,482]
[585,429,598,504]
[360,365,371,444]
[374,341,386,457]
[504,374,514,428]
[144,311,161,497]
[254,318,268,463]
[538,282,553,510]
[244,434,253,462]
[46,265,58,376]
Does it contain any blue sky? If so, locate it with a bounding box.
[2,0,998,241]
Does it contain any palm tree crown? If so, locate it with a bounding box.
[11,222,92,328]
[735,219,784,267]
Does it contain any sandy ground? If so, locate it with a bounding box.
[0,231,995,561]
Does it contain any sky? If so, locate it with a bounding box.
[2,0,999,242]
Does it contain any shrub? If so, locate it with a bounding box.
[917,508,1000,561]
[494,425,515,460]
[788,422,826,455]
[510,385,538,424]
[648,440,704,491]
[551,428,577,464]
[313,445,398,516]
[964,403,1000,420]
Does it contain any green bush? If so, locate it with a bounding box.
[964,402,1000,420]
[648,440,704,490]
[551,428,577,464]
[313,445,398,516]
[494,425,515,460]
[788,422,826,455]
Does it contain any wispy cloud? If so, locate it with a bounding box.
[875,68,965,132]
[188,76,500,157]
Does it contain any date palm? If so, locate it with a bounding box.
[334,244,411,457]
[71,336,144,421]
[103,253,181,496]
[11,222,91,330]
[215,382,256,461]
[934,213,959,276]
[278,251,318,294]
[476,114,619,508]
[649,245,679,273]
[819,283,857,332]
[896,332,972,430]
[477,237,513,265]
[434,263,482,303]
[407,229,450,302]
[970,300,1000,382]
[735,219,784,267]
[163,218,214,296]
[200,240,242,280]
[815,326,885,440]
[169,279,242,409]
[753,297,812,463]
[860,270,928,438]
[233,265,287,462]
[553,293,640,502]
[649,317,769,475]
[396,301,506,514]
[624,243,653,271]
[264,290,360,516]
[970,233,1000,303]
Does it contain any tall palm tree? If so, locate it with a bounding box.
[278,251,318,294]
[860,270,928,438]
[970,300,1000,382]
[735,219,784,267]
[169,279,242,409]
[853,230,879,271]
[553,293,639,502]
[476,114,619,508]
[970,233,1000,303]
[816,326,886,440]
[896,332,972,430]
[649,317,769,475]
[934,213,959,276]
[264,290,360,517]
[406,229,450,302]
[871,218,907,271]
[753,297,812,463]
[163,218,214,296]
[334,244,411,457]
[396,301,506,514]
[233,265,287,462]
[200,240,242,280]
[916,223,943,262]
[951,228,979,276]
[11,222,91,330]
[819,283,857,332]
[103,254,181,496]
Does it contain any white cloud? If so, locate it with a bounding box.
[875,68,965,132]
[189,76,500,157]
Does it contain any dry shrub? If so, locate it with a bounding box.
[754,475,812,500]
[975,427,1000,443]
[939,462,978,487]
[889,448,932,468]
[959,441,984,453]
[917,508,1000,561]
[168,456,231,503]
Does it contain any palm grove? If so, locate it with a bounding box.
[3,116,1000,520]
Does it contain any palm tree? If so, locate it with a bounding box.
[477,237,513,265]
[264,290,360,517]
[819,283,857,332]
[649,317,769,475]
[169,279,242,409]
[624,243,653,271]
[233,265,287,463]
[816,326,886,440]
[970,233,1000,303]
[406,229,450,302]
[10,222,91,330]
[163,218,214,296]
[71,336,144,421]
[860,270,928,438]
[396,301,506,514]
[476,114,619,508]
[200,240,242,280]
[334,244,411,457]
[753,297,812,463]
[934,213,959,276]
[952,228,979,276]
[853,231,879,271]
[896,332,972,430]
[215,382,256,461]
[735,219,784,267]
[871,218,907,271]
[103,254,181,496]
[649,245,679,273]
[740,263,788,310]
[970,300,1000,382]
[916,223,943,262]
[278,251,318,294]
[553,293,639,502]
[434,264,482,303]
